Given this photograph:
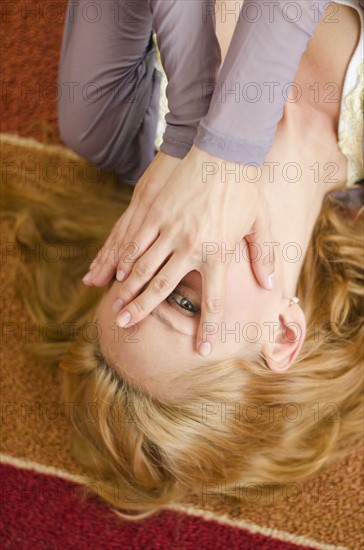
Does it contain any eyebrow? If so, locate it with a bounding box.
[150,307,192,337]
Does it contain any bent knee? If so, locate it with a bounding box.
[58,100,104,165]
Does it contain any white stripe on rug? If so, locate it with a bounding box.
[0,452,349,550]
[0,132,82,159]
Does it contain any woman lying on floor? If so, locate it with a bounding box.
[4,1,363,519]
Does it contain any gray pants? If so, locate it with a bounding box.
[57,0,220,184]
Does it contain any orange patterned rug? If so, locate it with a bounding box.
[1,1,363,548]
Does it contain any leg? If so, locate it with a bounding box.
[58,0,160,183]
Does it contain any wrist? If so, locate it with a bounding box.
[188,145,265,187]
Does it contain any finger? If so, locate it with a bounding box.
[245,208,276,291]
[84,233,122,286]
[89,215,140,286]
[111,237,174,311]
[115,254,189,327]
[89,203,160,286]
[82,231,115,285]
[88,206,135,271]
[84,163,165,286]
[196,261,228,357]
[83,250,103,284]
[114,221,161,282]
[83,213,127,285]
[88,248,102,271]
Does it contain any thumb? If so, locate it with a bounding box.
[245,210,277,291]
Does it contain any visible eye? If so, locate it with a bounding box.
[166,289,200,316]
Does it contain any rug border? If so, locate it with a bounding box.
[0,453,349,550]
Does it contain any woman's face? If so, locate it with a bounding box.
[95,240,301,399]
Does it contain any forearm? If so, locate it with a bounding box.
[148,0,221,158]
[193,0,328,165]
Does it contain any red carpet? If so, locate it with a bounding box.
[1,463,315,550]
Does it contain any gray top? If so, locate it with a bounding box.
[159,0,328,165]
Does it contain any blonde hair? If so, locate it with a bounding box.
[3,172,363,520]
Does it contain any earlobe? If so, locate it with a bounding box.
[264,304,307,372]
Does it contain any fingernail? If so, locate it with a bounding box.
[112,298,124,314]
[198,342,211,357]
[116,269,126,282]
[116,311,131,328]
[267,272,275,290]
[82,272,93,284]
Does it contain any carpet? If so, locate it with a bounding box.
[1,1,363,548]
[1,133,363,550]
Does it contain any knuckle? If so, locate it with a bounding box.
[120,286,134,302]
[130,299,146,317]
[204,297,223,315]
[134,261,150,278]
[149,205,165,225]
[183,232,198,251]
[151,275,172,295]
[106,244,120,265]
[188,243,204,266]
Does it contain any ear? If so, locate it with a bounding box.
[263,303,306,372]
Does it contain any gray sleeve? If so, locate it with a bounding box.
[148,0,221,158]
[192,0,328,165]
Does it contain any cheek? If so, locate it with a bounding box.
[99,306,193,382]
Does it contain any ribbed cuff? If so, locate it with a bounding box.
[159,124,198,158]
[193,121,273,166]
